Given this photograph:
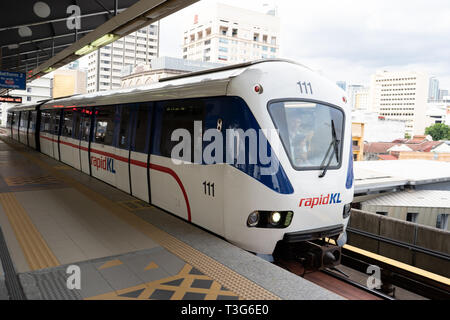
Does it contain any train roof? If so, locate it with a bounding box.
[8,59,310,112]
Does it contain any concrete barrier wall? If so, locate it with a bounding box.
[348,209,450,277]
[346,209,380,253]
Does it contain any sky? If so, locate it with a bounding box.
[158,0,450,90]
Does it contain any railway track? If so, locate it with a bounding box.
[276,259,393,300]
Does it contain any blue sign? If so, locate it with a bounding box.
[0,71,26,90]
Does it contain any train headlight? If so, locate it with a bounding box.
[343,204,351,219]
[247,211,260,227]
[269,211,282,226]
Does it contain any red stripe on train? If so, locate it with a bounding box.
[39,135,192,222]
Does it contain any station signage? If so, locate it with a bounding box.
[0,71,26,90]
[0,96,22,103]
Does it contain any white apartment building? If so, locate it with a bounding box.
[0,76,52,126]
[87,24,159,93]
[182,3,280,64]
[353,86,370,110]
[369,71,429,136]
[426,102,450,127]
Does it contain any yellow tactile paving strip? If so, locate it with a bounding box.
[0,192,60,270]
[117,199,153,211]
[1,138,280,300]
[4,175,61,187]
[87,264,240,300]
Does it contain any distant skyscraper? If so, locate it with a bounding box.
[369,70,429,136]
[428,77,440,101]
[182,3,280,64]
[347,84,364,110]
[87,24,159,93]
[439,89,449,101]
[336,81,347,91]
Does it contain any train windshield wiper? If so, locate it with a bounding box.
[319,120,340,178]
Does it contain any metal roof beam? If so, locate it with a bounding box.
[0,9,125,33]
[1,30,95,49]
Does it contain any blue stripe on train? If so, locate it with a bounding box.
[151,96,295,195]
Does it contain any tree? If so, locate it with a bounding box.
[425,123,450,141]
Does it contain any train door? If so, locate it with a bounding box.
[6,112,13,138]
[51,110,61,161]
[17,112,22,143]
[114,105,132,193]
[12,112,19,141]
[150,99,225,234]
[28,111,37,149]
[71,109,82,170]
[19,111,29,145]
[129,103,152,202]
[25,111,31,147]
[90,105,118,187]
[39,110,54,158]
[59,109,76,168]
[79,108,92,175]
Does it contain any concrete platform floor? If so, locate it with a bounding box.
[0,136,341,300]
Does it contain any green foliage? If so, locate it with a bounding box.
[425,123,450,141]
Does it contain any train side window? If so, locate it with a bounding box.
[12,112,19,128]
[94,106,115,145]
[61,110,74,138]
[19,112,29,130]
[29,111,37,132]
[80,110,92,142]
[159,100,204,161]
[41,111,52,133]
[51,110,61,135]
[118,106,131,149]
[73,111,82,140]
[7,112,13,128]
[134,105,151,153]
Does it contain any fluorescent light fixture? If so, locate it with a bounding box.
[91,34,119,48]
[114,19,148,36]
[44,67,54,73]
[75,45,96,56]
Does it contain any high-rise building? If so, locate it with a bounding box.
[439,89,449,101]
[87,24,159,93]
[182,3,280,64]
[53,69,87,99]
[354,87,370,110]
[336,81,347,91]
[428,77,440,101]
[347,84,364,110]
[369,70,429,136]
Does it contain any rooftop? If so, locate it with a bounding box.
[354,160,450,194]
[362,190,450,208]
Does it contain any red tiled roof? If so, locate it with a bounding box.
[378,154,398,160]
[406,141,442,152]
[364,142,396,154]
[365,141,443,154]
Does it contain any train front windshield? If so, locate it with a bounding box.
[269,101,344,170]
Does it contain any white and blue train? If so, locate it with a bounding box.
[7,60,354,267]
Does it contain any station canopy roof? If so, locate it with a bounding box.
[0,0,197,93]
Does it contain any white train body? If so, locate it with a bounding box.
[7,60,354,256]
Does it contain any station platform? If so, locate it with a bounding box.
[0,135,341,300]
